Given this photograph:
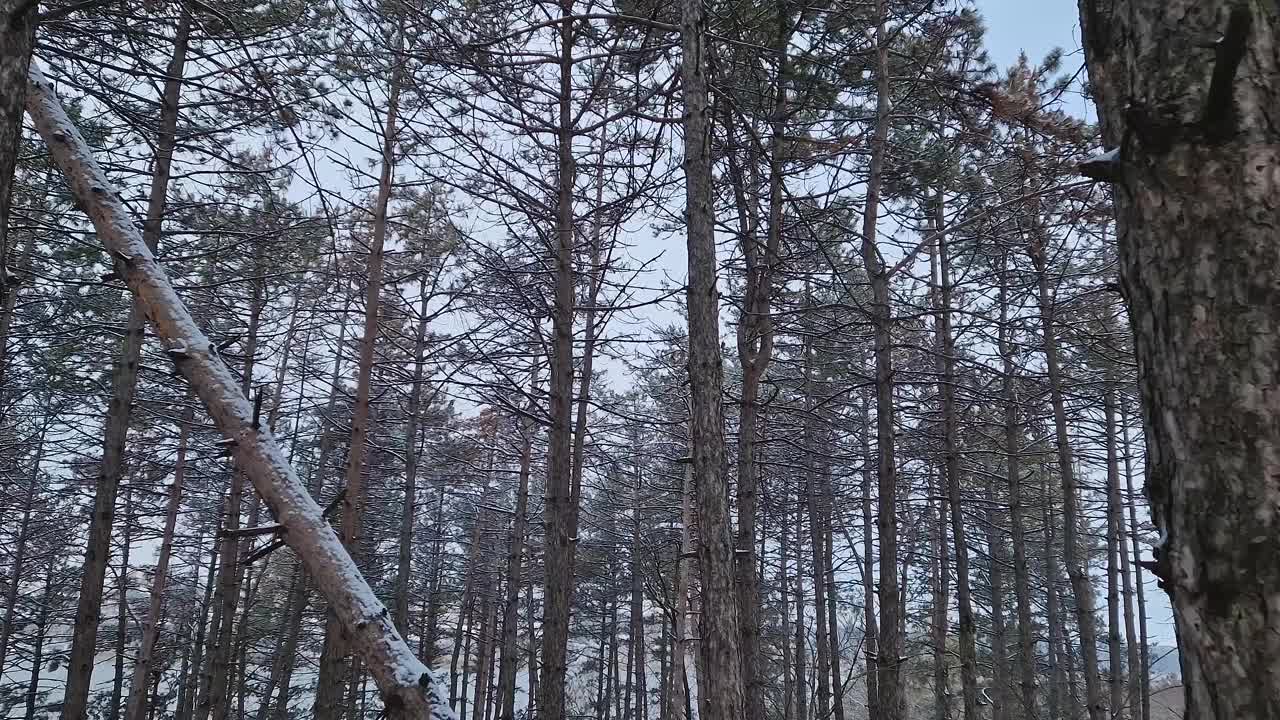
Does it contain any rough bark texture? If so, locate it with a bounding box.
[0,0,33,294]
[24,63,454,720]
[1078,2,1280,717]
[680,0,745,714]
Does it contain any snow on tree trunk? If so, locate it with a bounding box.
[23,62,456,720]
[1079,2,1280,717]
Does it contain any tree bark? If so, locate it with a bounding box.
[859,396,880,720]
[314,31,403,720]
[0,0,35,352]
[1119,399,1149,720]
[0,421,44,673]
[1029,234,1104,720]
[497,412,534,719]
[124,405,191,720]
[25,556,55,720]
[536,4,581,717]
[394,275,432,634]
[857,6,901,717]
[1078,2,1280,717]
[933,197,977,720]
[679,0,745,715]
[668,446,694,720]
[24,62,450,720]
[61,15,189,716]
[1104,385,1125,719]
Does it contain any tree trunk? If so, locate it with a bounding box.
[985,470,1011,720]
[1104,385,1125,719]
[394,275,431,634]
[1029,237,1104,720]
[26,63,449,719]
[794,498,808,720]
[1044,471,1066,720]
[801,326,831,720]
[178,534,219,720]
[497,413,534,719]
[668,445,694,720]
[680,0,745,715]
[1078,2,1280,717]
[999,251,1037,720]
[732,14,789,719]
[824,481,846,720]
[1118,399,1149,720]
[0,422,44,672]
[0,0,35,360]
[25,556,55,720]
[124,405,191,720]
[933,199,977,720]
[859,396,880,720]
[62,13,189,711]
[314,33,403,720]
[930,470,950,720]
[627,437,648,720]
[858,5,900,716]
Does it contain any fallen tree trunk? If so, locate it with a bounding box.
[24,62,454,720]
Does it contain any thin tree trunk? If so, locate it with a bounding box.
[393,275,432,635]
[780,481,793,720]
[313,32,403,720]
[0,0,35,366]
[794,498,807,720]
[679,0,744,714]
[732,14,789,718]
[824,486,846,720]
[858,5,900,716]
[497,412,534,719]
[930,471,950,720]
[627,435,648,720]
[1118,399,1149,720]
[0,422,45,672]
[802,326,831,720]
[985,471,1010,720]
[255,560,299,720]
[109,486,135,720]
[1044,471,1065,720]
[668,445,694,720]
[178,534,219,720]
[471,582,496,720]
[859,396,880,720]
[24,557,56,720]
[124,405,192,720]
[1104,385,1125,719]
[933,199,977,720]
[61,14,189,712]
[1029,236,1104,720]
